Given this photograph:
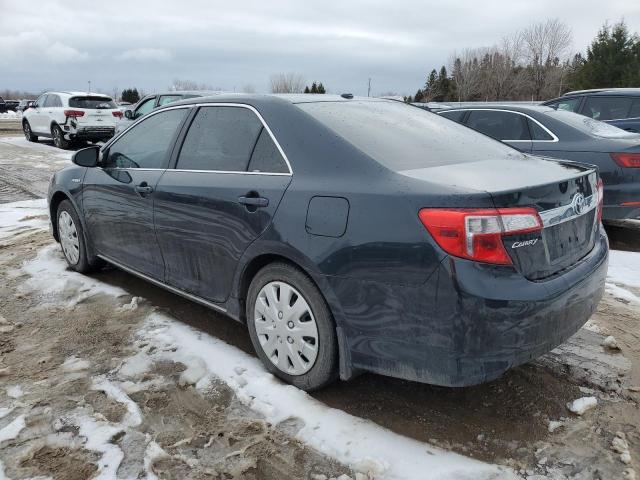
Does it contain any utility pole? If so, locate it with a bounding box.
[367,78,371,97]
[88,80,91,93]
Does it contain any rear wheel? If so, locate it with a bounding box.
[57,200,94,273]
[246,263,338,391]
[52,124,70,149]
[23,121,37,142]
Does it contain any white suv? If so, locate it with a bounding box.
[22,91,122,149]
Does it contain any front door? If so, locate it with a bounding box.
[82,106,190,279]
[154,105,292,303]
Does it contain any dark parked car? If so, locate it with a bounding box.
[5,100,19,111]
[438,105,640,221]
[0,97,6,113]
[116,90,221,133]
[543,88,640,133]
[16,100,35,113]
[48,95,608,390]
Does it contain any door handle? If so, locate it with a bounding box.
[238,195,268,208]
[134,182,154,196]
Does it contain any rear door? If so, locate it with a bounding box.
[82,106,190,279]
[154,104,292,303]
[465,110,533,151]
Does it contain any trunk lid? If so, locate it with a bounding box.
[402,155,599,279]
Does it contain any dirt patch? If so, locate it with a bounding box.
[84,390,128,423]
[20,446,98,480]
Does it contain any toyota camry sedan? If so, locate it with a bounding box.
[48,95,608,390]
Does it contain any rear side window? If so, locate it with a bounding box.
[629,99,640,119]
[549,97,581,112]
[296,101,519,171]
[104,108,188,169]
[583,96,633,120]
[527,119,554,140]
[177,106,263,171]
[247,128,289,173]
[466,110,530,140]
[158,95,183,106]
[69,96,116,109]
[438,110,466,123]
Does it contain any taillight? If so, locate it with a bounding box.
[112,110,123,119]
[418,208,542,265]
[610,153,640,168]
[596,178,604,222]
[64,110,85,118]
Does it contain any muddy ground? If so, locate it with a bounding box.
[0,136,639,479]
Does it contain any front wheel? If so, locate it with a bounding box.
[56,200,94,273]
[52,124,70,150]
[23,121,38,142]
[246,263,338,391]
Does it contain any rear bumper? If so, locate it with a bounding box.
[65,126,115,141]
[326,228,608,386]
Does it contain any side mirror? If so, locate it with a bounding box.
[124,109,133,119]
[72,146,100,167]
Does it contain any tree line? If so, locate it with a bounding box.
[408,19,640,103]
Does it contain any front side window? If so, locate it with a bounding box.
[629,99,640,119]
[35,94,47,108]
[176,106,263,171]
[103,108,188,169]
[134,97,156,118]
[583,96,633,120]
[466,110,530,140]
[438,110,466,123]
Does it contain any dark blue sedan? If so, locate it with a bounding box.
[48,95,608,390]
[438,105,640,221]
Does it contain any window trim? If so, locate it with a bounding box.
[439,108,559,143]
[171,103,292,176]
[100,104,193,171]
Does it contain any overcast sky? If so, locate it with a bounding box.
[1,0,638,97]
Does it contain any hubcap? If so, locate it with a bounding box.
[53,128,61,147]
[23,124,30,140]
[58,211,80,265]
[254,281,319,376]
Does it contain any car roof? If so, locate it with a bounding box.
[46,91,113,98]
[160,93,390,108]
[562,88,640,97]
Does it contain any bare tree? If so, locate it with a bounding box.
[449,48,486,101]
[270,73,305,94]
[169,78,218,91]
[520,19,572,100]
[242,84,256,94]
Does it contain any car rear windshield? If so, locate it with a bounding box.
[548,109,640,139]
[295,100,520,171]
[68,96,117,109]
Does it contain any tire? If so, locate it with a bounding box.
[56,200,95,273]
[23,121,38,142]
[52,124,70,150]
[246,262,338,391]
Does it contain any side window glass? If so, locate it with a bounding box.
[467,111,530,140]
[528,119,554,140]
[583,96,632,120]
[438,110,466,123]
[629,99,640,119]
[43,95,56,108]
[158,95,183,106]
[52,95,63,107]
[36,95,47,108]
[247,128,289,173]
[134,98,156,118]
[555,97,581,112]
[176,107,263,171]
[103,108,187,169]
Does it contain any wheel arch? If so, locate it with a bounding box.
[235,249,356,381]
[49,190,72,241]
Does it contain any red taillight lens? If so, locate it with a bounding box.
[64,109,85,118]
[597,178,604,222]
[611,153,640,168]
[418,207,542,265]
[112,110,123,119]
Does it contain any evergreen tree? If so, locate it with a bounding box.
[414,88,424,102]
[317,82,326,94]
[572,21,640,89]
[304,86,310,93]
[310,82,318,93]
[121,88,140,103]
[424,69,439,101]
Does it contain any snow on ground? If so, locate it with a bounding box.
[606,250,640,303]
[13,217,516,480]
[0,135,74,161]
[0,199,48,240]
[0,111,18,119]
